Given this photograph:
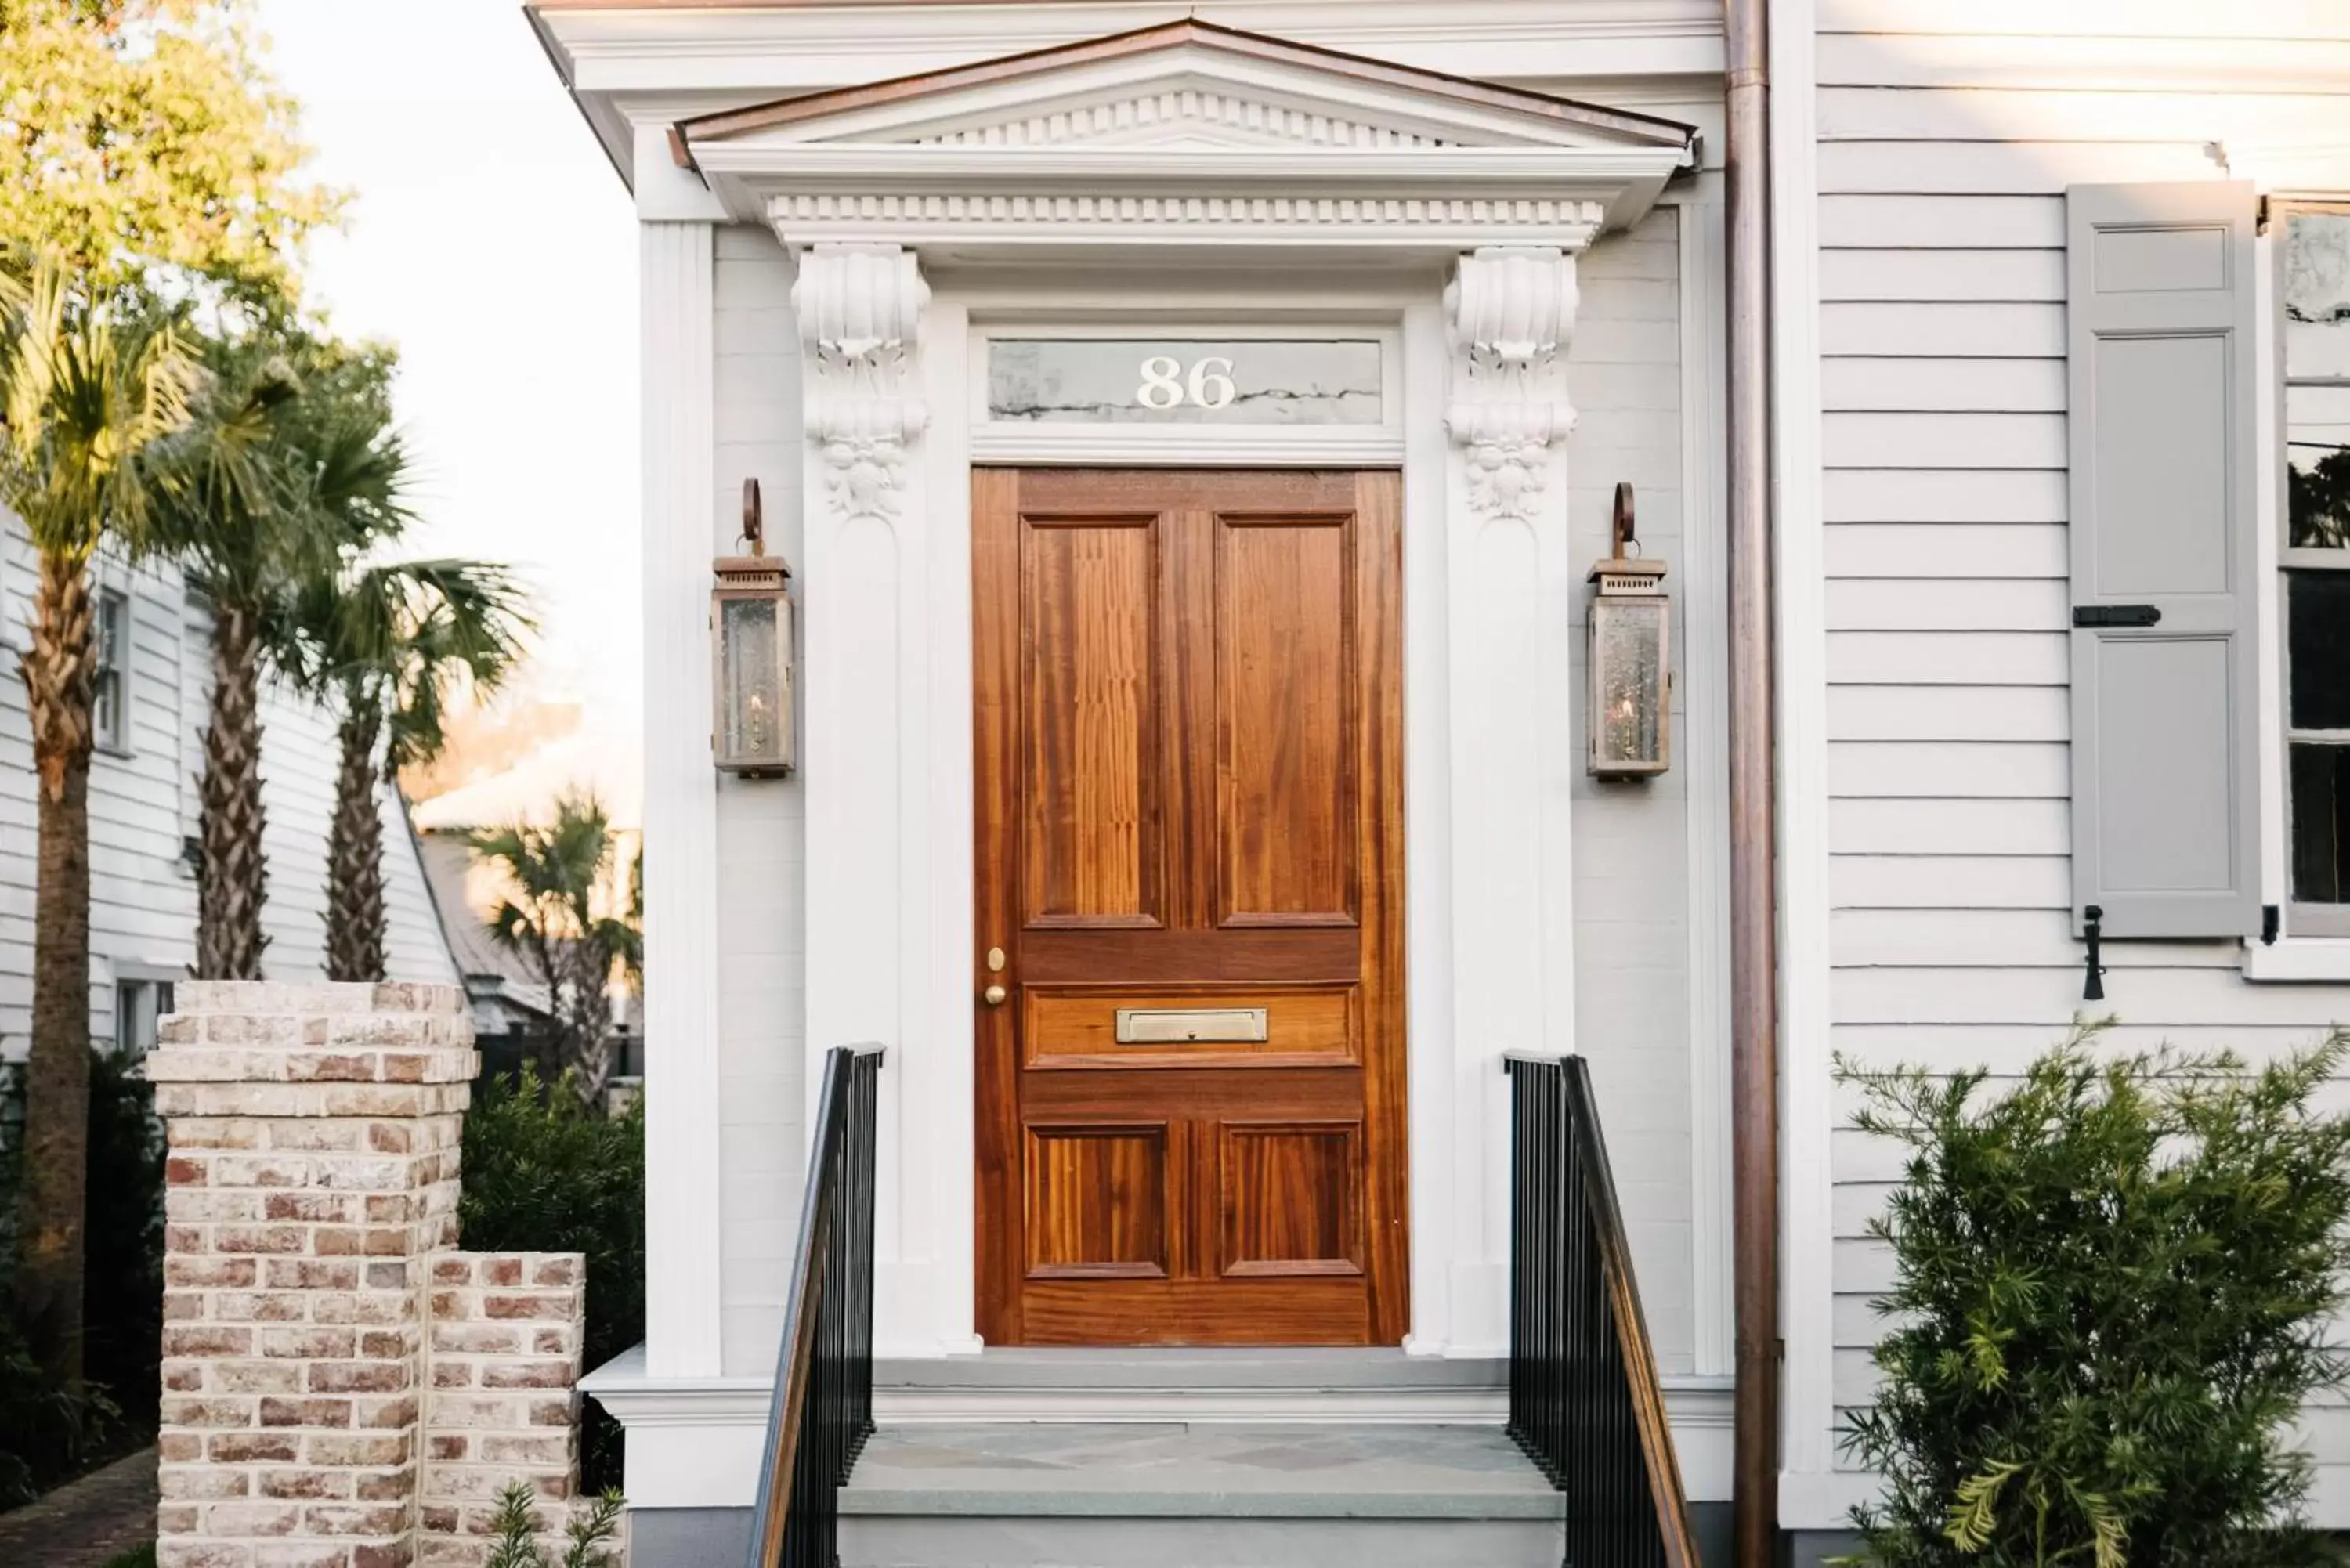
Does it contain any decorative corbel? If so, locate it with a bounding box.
[1444,247,1579,523]
[793,244,931,524]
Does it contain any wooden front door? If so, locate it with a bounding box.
[974,468,1406,1346]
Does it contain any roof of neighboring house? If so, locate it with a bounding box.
[416,831,556,1021]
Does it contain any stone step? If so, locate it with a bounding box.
[838,1421,1564,1568]
[873,1348,1508,1424]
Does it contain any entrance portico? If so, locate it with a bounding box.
[654,16,1696,1363]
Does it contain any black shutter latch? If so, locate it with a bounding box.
[2072,605,2162,627]
[2082,905,2107,1003]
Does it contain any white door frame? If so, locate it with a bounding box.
[792,247,1593,1362]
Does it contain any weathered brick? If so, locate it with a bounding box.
[479,1361,573,1391]
[205,1501,302,1537]
[162,1396,258,1429]
[480,1295,573,1322]
[259,1397,352,1429]
[254,1545,353,1568]
[209,1433,302,1464]
[215,1226,309,1255]
[350,1543,414,1568]
[161,1465,253,1500]
[261,1328,357,1360]
[213,1360,305,1396]
[159,1540,253,1568]
[305,1434,412,1468]
[304,1505,408,1538]
[259,1469,352,1501]
[216,1292,310,1323]
[168,1257,258,1289]
[161,1433,205,1462]
[310,1362,410,1396]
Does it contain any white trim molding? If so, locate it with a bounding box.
[1437,247,1585,1356]
[638,220,726,1382]
[1766,0,1840,1527]
[672,22,1694,255]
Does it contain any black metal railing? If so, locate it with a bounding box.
[747,1044,884,1568]
[1506,1052,1698,1568]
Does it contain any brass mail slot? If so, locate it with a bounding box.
[1114,1006,1270,1045]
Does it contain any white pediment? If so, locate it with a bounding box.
[673,21,1697,252]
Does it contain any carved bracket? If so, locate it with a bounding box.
[794,244,932,523]
[1444,247,1579,522]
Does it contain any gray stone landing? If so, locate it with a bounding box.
[837,1422,1564,1568]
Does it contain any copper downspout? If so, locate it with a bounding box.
[1722,0,1781,1564]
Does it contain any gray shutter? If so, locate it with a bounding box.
[2067,182,2261,938]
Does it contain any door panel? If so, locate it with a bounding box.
[1021,517,1163,928]
[974,468,1406,1346]
[1217,515,1356,927]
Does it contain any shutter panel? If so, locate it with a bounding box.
[2067,182,2261,938]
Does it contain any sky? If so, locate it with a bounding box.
[251,0,644,824]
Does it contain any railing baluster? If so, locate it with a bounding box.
[746,1044,887,1568]
[1506,1053,1697,1568]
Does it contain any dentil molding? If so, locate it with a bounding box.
[1444,247,1579,522]
[792,243,931,524]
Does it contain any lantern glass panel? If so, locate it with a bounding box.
[1593,597,1666,771]
[718,594,788,768]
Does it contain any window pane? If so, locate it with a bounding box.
[2286,211,2350,381]
[2291,381,2350,548]
[987,339,1382,425]
[2290,572,2350,730]
[2292,743,2350,904]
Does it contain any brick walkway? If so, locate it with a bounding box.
[0,1448,156,1568]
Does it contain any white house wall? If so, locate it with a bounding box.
[0,510,460,1063]
[1791,0,2350,1530]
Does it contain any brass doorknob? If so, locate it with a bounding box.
[983,984,1008,1006]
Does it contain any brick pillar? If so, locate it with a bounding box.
[418,1253,587,1566]
[150,982,475,1568]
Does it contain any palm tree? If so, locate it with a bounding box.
[148,331,410,978]
[0,260,196,1387]
[291,558,533,981]
[468,793,642,1108]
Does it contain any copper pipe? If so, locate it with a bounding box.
[1722,0,1781,1563]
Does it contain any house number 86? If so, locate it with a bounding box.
[1136,355,1236,410]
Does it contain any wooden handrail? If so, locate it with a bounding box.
[746,1044,885,1568]
[1506,1052,1698,1568]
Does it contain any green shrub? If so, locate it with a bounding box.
[483,1480,623,1568]
[460,1067,644,1494]
[1836,1029,2350,1567]
[0,1053,157,1509]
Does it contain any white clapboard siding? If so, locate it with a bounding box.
[1824,468,2068,524]
[1824,578,2067,631]
[1817,34,2350,96]
[1820,193,2066,250]
[1822,301,2063,358]
[1811,16,2350,1502]
[1826,741,2070,799]
[1820,413,2065,468]
[0,510,459,1061]
[1823,357,2066,414]
[1824,630,2067,685]
[1824,526,2067,580]
[1820,247,2064,302]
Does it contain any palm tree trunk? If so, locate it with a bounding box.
[197,604,268,980]
[325,702,386,982]
[16,553,98,1390]
[560,937,616,1109]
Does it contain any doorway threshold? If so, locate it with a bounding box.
[873,1347,1509,1425]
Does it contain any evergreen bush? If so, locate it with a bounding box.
[0,1053,160,1508]
[459,1067,644,1494]
[1836,1029,2350,1567]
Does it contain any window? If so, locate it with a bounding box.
[115,977,174,1057]
[2283,206,2350,933]
[92,587,129,753]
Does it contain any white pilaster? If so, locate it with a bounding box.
[1440,247,1583,1356]
[790,244,964,1356]
[640,220,725,1379]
